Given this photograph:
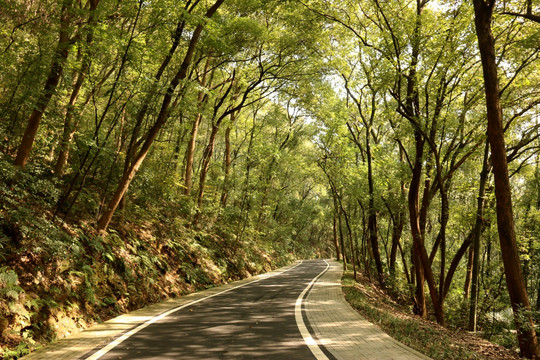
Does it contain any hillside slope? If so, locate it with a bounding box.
[0,159,324,359]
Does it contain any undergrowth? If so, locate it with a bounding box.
[341,272,522,360]
[0,157,318,358]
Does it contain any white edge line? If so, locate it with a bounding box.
[86,260,304,360]
[295,259,330,360]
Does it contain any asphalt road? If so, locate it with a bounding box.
[85,259,329,360]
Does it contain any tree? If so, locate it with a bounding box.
[471,0,540,357]
[97,0,226,232]
[14,0,85,167]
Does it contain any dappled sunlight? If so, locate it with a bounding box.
[92,260,325,360]
[20,260,429,360]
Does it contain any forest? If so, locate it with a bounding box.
[0,0,539,358]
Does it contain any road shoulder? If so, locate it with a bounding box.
[305,260,431,360]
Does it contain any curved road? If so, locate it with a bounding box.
[85,259,329,360]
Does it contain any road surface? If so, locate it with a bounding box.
[86,259,330,360]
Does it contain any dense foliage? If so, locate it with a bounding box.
[0,0,539,358]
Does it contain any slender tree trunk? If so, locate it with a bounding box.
[409,131,445,325]
[389,152,406,275]
[341,204,356,280]
[468,140,490,331]
[406,1,445,326]
[193,82,238,225]
[472,0,539,356]
[334,192,347,270]
[397,240,411,284]
[171,122,187,175]
[123,15,191,177]
[54,72,83,176]
[409,132,427,318]
[333,212,341,261]
[220,125,232,207]
[464,246,474,300]
[184,57,213,196]
[436,181,449,302]
[55,2,142,220]
[389,211,404,274]
[184,113,204,195]
[196,123,220,209]
[443,231,473,300]
[366,126,384,287]
[15,0,73,167]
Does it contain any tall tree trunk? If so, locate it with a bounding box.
[366,125,384,287]
[97,0,226,232]
[54,69,84,177]
[397,240,411,284]
[220,125,232,207]
[405,0,445,326]
[464,246,474,300]
[334,192,348,270]
[195,123,220,209]
[388,151,406,275]
[341,203,356,280]
[409,131,445,325]
[55,1,143,220]
[192,81,238,226]
[443,232,473,300]
[333,211,341,261]
[184,57,213,196]
[472,0,539,356]
[389,207,404,275]
[123,11,194,175]
[436,180,450,303]
[15,0,73,167]
[409,131,427,318]
[468,140,490,331]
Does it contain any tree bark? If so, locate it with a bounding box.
[366,125,385,287]
[333,211,341,261]
[341,202,357,280]
[409,132,427,318]
[195,123,220,209]
[220,125,232,207]
[184,57,213,196]
[333,190,347,270]
[468,140,490,331]
[472,0,539,356]
[464,245,474,300]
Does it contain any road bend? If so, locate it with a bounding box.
[84,259,330,360]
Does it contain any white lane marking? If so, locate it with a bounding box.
[86,261,304,360]
[295,259,330,360]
